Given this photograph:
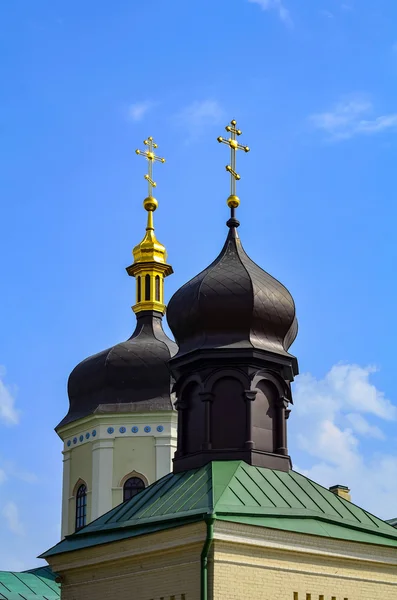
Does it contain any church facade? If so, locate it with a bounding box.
[42,124,397,600]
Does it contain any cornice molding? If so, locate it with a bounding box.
[214,520,397,567]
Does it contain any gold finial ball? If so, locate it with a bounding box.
[227,195,240,209]
[231,119,237,126]
[143,196,158,212]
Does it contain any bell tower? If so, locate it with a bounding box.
[167,120,298,474]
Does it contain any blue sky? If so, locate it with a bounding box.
[0,0,397,570]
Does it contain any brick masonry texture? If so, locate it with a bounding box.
[212,540,397,600]
[47,521,397,600]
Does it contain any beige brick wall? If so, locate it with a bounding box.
[213,540,397,600]
[47,519,397,600]
[60,550,200,600]
[48,523,205,600]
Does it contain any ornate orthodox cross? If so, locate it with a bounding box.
[135,137,166,198]
[217,120,250,206]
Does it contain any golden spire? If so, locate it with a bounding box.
[217,119,250,210]
[126,137,173,316]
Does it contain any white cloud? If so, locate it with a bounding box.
[327,364,396,419]
[298,418,359,467]
[128,100,154,122]
[309,98,397,140]
[0,456,38,484]
[294,364,396,422]
[248,0,292,27]
[0,367,20,426]
[291,363,397,519]
[2,501,24,536]
[174,100,224,140]
[15,470,39,484]
[0,453,39,487]
[345,413,385,439]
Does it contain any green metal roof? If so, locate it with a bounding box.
[0,567,60,599]
[42,461,397,558]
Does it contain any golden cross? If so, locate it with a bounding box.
[135,136,165,198]
[217,120,250,204]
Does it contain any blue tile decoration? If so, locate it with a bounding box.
[107,427,114,434]
[79,435,84,442]
[132,426,139,433]
[73,437,77,445]
[119,426,126,433]
[85,432,90,439]
[144,425,151,433]
[67,440,71,447]
[157,425,164,432]
[92,430,97,437]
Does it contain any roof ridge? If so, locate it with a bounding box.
[212,461,244,510]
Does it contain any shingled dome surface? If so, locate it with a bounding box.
[167,227,298,360]
[58,312,177,428]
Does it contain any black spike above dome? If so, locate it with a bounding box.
[57,312,177,429]
[167,226,298,365]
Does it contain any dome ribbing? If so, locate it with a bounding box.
[57,312,177,429]
[167,226,297,361]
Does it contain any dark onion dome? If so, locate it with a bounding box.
[167,226,298,361]
[57,153,176,430]
[57,311,177,429]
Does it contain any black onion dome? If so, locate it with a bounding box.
[167,227,297,359]
[57,312,177,429]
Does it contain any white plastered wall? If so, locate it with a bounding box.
[66,443,92,536]
[58,411,178,538]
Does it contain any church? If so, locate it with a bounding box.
[5,121,397,599]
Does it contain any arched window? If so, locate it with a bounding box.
[75,484,87,531]
[123,477,145,502]
[155,275,161,302]
[137,276,141,303]
[145,274,151,301]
